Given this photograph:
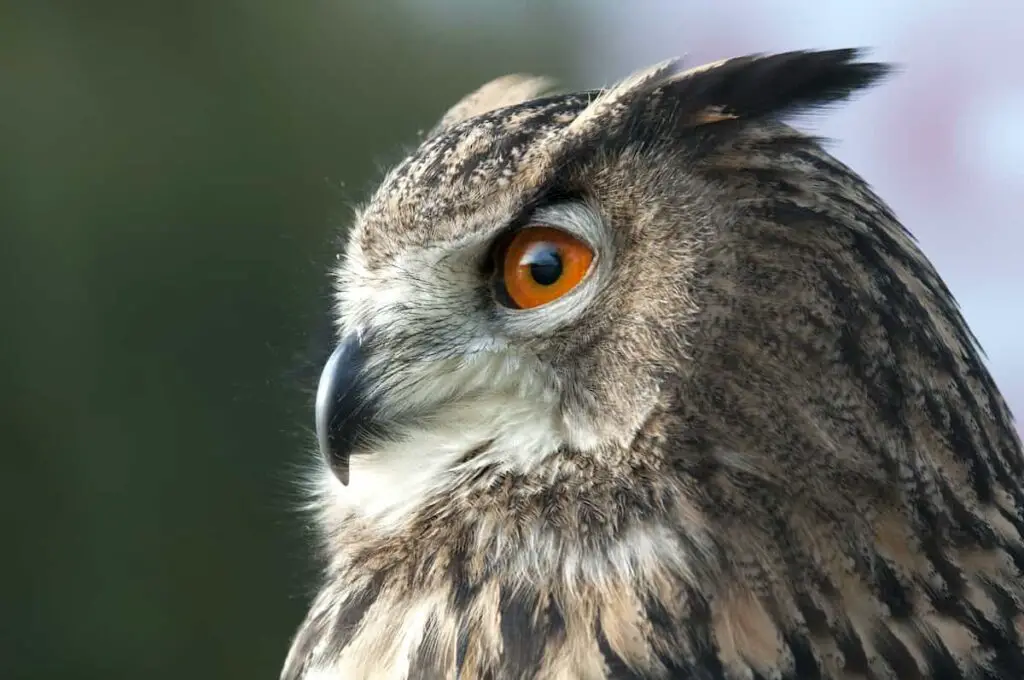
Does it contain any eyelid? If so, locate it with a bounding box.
[527,202,603,248]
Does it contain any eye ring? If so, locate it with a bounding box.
[493,226,595,309]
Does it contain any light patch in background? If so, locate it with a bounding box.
[957,286,1024,416]
[963,88,1024,185]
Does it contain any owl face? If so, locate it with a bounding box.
[323,146,692,520]
[313,50,890,525]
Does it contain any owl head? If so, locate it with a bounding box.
[317,50,901,503]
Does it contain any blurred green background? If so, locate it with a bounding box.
[1,3,578,677]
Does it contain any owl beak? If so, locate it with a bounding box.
[315,332,378,485]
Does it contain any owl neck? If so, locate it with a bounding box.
[310,444,728,677]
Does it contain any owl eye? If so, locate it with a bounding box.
[496,226,594,309]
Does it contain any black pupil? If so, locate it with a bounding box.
[526,245,562,286]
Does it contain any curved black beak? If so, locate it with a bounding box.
[315,333,377,485]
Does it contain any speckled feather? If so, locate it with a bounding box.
[283,49,1024,679]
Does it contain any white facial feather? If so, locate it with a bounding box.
[323,373,565,533]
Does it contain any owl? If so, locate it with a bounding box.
[281,49,1024,679]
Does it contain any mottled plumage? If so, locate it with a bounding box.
[282,49,1024,679]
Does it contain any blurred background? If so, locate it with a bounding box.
[3,2,1020,678]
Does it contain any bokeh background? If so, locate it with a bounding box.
[3,2,1020,678]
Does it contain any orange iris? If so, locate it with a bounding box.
[501,226,594,309]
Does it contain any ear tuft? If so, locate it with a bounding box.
[544,48,890,151]
[428,74,557,138]
[663,48,892,127]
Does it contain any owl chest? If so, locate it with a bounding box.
[313,568,895,680]
[314,508,716,677]
[319,584,641,679]
[314,540,715,680]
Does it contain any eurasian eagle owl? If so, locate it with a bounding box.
[282,49,1024,679]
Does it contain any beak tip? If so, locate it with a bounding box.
[315,333,367,485]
